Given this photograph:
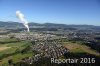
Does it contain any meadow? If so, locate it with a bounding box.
[0,38,33,65]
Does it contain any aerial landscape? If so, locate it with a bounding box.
[0,0,100,66]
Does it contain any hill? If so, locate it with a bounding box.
[0,21,100,30]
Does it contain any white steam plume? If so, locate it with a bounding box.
[16,10,29,32]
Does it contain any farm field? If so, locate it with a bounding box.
[63,42,100,56]
[0,38,33,65]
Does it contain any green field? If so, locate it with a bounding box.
[63,42,100,56]
[0,38,33,65]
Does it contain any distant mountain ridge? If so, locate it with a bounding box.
[0,21,100,29]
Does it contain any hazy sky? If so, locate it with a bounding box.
[0,0,100,25]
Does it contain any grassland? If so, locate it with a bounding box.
[0,38,33,66]
[63,42,100,56]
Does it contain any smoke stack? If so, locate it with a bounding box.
[16,10,30,32]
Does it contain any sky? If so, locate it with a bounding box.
[0,0,100,25]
